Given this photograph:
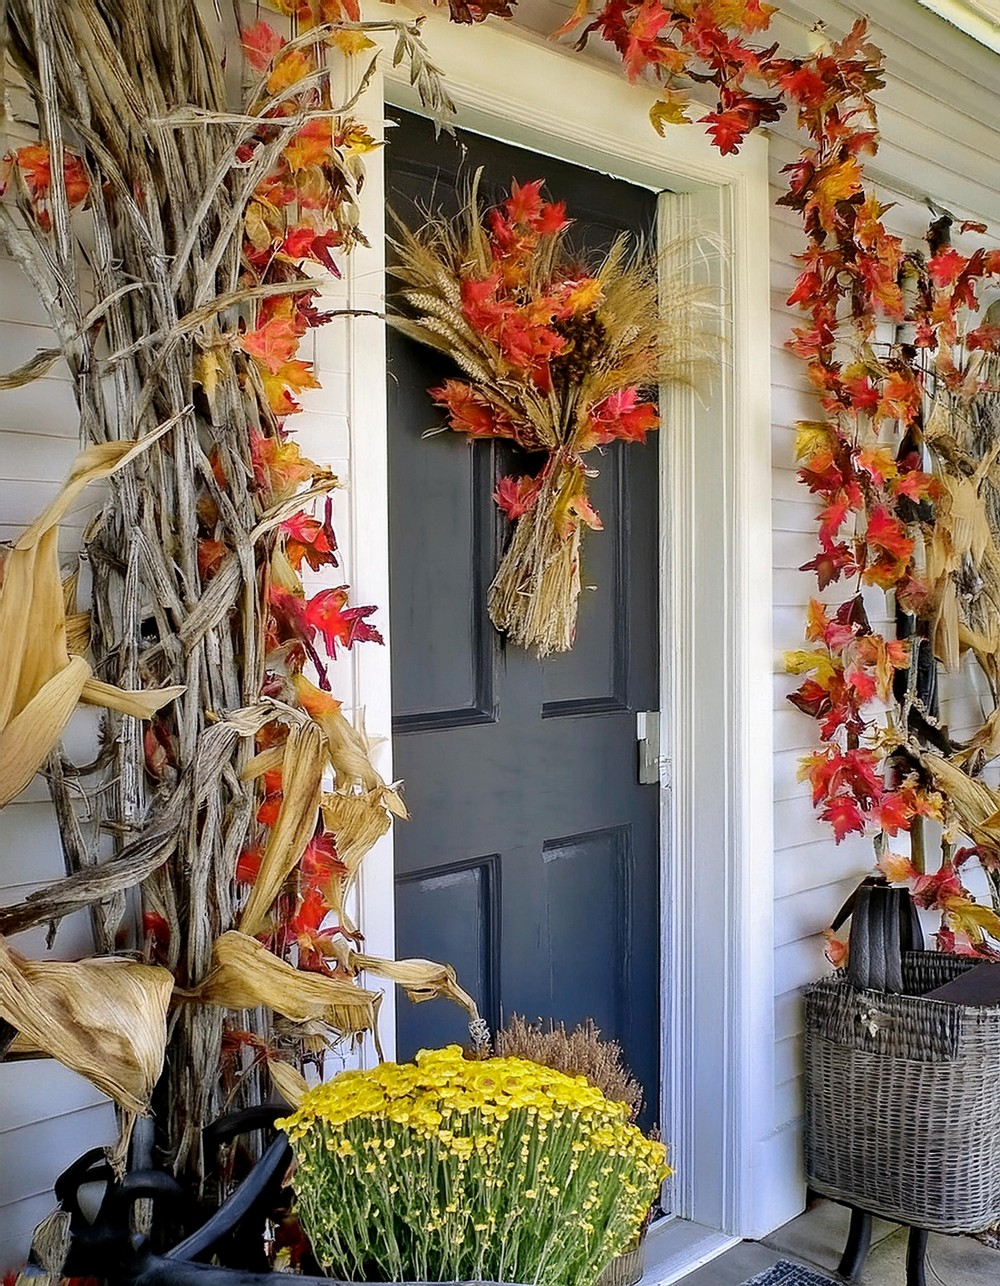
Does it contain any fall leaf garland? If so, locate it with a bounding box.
[509,1,1000,948]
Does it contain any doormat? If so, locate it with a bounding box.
[739,1262,839,1286]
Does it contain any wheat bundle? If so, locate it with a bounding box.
[390,176,719,655]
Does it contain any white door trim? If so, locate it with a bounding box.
[350,8,777,1242]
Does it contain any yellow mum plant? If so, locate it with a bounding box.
[278,1045,669,1285]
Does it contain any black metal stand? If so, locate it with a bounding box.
[837,1206,871,1282]
[837,1204,930,1286]
[905,1227,929,1286]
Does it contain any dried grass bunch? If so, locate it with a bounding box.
[493,1014,643,1123]
[389,174,719,655]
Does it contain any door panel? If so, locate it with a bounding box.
[386,110,661,1129]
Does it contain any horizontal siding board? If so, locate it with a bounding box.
[0,1191,65,1272]
[0,1061,107,1134]
[0,1102,114,1210]
[775,838,872,899]
[775,879,860,946]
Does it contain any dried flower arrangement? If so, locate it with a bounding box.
[493,1014,644,1123]
[389,175,717,655]
[278,1044,668,1286]
[0,0,478,1190]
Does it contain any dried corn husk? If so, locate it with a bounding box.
[239,723,326,936]
[0,438,184,809]
[920,752,1000,863]
[320,790,396,861]
[269,1059,310,1108]
[291,676,407,817]
[337,946,482,1025]
[183,931,379,1038]
[0,936,173,1115]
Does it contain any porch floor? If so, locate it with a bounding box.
[677,1199,999,1284]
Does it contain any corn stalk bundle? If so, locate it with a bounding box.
[0,0,473,1191]
[390,175,719,656]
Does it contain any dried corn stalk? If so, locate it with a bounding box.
[0,0,462,1187]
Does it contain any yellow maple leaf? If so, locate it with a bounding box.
[784,648,838,685]
[330,30,376,56]
[267,48,315,96]
[194,349,225,404]
[650,92,692,137]
[337,121,380,157]
[564,278,604,313]
[260,359,321,417]
[944,896,1000,942]
[812,158,864,222]
[794,420,835,463]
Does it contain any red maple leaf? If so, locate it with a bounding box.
[282,501,339,572]
[505,178,546,226]
[430,380,519,440]
[865,506,913,562]
[282,227,343,274]
[699,108,753,156]
[817,497,850,548]
[494,473,543,520]
[236,846,263,884]
[301,833,347,890]
[799,542,857,590]
[460,271,507,333]
[822,792,866,844]
[241,20,285,71]
[967,323,1000,352]
[257,769,284,827]
[927,247,966,289]
[779,64,828,108]
[585,388,660,444]
[304,587,383,657]
[787,678,831,721]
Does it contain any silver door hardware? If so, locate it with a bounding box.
[637,711,669,786]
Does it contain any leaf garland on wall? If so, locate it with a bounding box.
[390,176,717,655]
[416,0,1000,946]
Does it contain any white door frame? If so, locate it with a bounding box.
[346,8,778,1248]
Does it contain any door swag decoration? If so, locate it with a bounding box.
[390,175,717,656]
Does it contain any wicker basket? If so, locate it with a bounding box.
[804,951,1000,1232]
[594,1229,646,1286]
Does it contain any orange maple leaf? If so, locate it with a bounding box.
[260,359,321,417]
[252,432,318,499]
[283,119,332,173]
[267,47,315,96]
[240,313,303,374]
[11,143,89,208]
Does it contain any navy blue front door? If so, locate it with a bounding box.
[386,110,661,1129]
